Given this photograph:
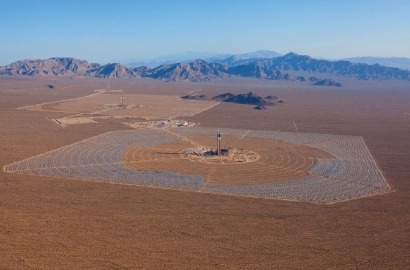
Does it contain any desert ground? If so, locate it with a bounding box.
[1,76,409,268]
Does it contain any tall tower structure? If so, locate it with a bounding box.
[121,94,124,109]
[217,129,221,155]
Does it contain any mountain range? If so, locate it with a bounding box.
[127,51,410,71]
[1,52,410,85]
[0,57,137,79]
[342,57,410,71]
[225,53,410,80]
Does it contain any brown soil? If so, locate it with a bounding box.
[124,135,332,184]
[0,77,409,269]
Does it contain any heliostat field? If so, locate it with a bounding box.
[4,127,391,203]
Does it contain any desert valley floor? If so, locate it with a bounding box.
[0,77,409,269]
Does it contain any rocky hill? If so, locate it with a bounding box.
[313,79,342,87]
[181,94,209,100]
[222,92,273,106]
[181,91,283,110]
[212,92,283,109]
[212,93,236,101]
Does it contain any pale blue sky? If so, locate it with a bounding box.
[1,0,409,65]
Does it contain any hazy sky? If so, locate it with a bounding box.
[1,0,409,65]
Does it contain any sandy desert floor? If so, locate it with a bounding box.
[0,77,409,269]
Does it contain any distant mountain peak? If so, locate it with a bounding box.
[284,52,299,57]
[95,63,136,79]
[282,52,311,60]
[210,50,282,67]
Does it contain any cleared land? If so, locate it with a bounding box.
[0,77,409,269]
[21,90,219,126]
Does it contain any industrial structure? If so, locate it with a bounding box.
[217,129,221,155]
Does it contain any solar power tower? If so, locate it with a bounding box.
[217,129,221,155]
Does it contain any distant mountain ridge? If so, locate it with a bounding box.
[2,52,410,84]
[127,50,282,68]
[343,57,410,71]
[208,50,282,66]
[224,52,410,81]
[127,51,228,68]
[0,58,138,79]
[136,59,226,82]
